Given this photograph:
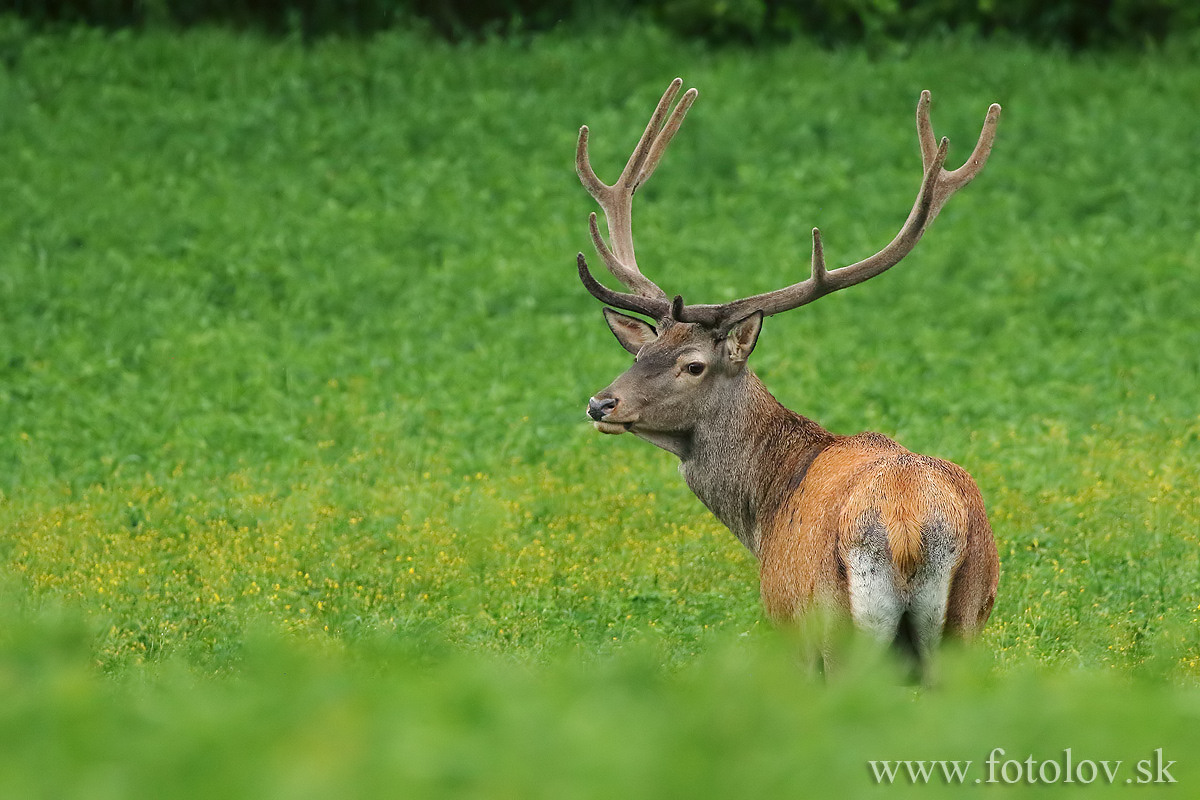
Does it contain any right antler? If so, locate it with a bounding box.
[575,82,1001,330]
[576,78,696,322]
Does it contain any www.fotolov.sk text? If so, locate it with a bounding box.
[868,748,1177,785]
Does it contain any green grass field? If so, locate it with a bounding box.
[1,17,1198,796]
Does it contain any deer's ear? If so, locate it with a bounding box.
[603,308,658,355]
[723,311,763,363]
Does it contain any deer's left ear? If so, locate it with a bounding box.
[723,311,763,363]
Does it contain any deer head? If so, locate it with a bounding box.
[585,304,765,456]
[578,79,1000,454]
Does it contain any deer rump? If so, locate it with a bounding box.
[758,433,996,661]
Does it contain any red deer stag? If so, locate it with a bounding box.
[577,79,1001,669]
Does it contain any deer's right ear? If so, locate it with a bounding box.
[603,308,658,355]
[723,311,763,363]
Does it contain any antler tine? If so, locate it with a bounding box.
[576,253,669,320]
[586,212,648,296]
[918,90,1002,225]
[576,79,698,317]
[676,92,1000,329]
[635,83,698,189]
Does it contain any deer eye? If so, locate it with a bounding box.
[686,361,706,376]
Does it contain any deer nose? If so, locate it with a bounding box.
[587,396,618,421]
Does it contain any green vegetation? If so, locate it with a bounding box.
[3,616,1198,798]
[9,0,1200,45]
[1,18,1198,796]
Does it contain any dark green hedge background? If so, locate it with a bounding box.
[1,0,1197,46]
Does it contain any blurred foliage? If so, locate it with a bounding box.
[680,0,1200,46]
[2,602,1199,798]
[1,0,1199,45]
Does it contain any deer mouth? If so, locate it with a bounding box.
[593,420,632,435]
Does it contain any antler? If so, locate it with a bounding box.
[576,78,698,321]
[575,83,1000,330]
[674,91,1002,328]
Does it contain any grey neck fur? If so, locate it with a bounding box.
[636,370,834,558]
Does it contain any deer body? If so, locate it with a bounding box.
[576,79,1001,664]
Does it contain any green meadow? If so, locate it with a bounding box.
[1,17,1198,796]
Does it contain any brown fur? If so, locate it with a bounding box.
[758,427,996,638]
[593,317,999,650]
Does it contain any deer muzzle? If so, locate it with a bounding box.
[586,395,632,434]
[587,396,618,421]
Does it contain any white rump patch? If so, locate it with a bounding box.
[846,524,905,642]
[846,520,959,657]
[905,524,959,657]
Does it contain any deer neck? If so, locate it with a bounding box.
[679,371,833,557]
